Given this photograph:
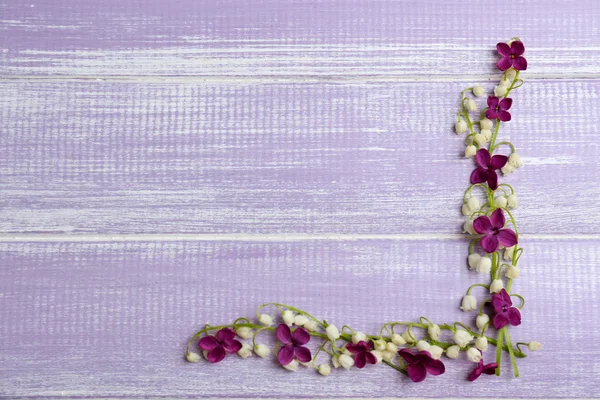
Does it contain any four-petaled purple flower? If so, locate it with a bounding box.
[198,328,243,363]
[346,340,378,369]
[468,353,498,381]
[492,288,522,330]
[399,349,445,383]
[486,96,513,122]
[470,148,508,191]
[473,208,518,253]
[496,41,527,71]
[276,323,312,366]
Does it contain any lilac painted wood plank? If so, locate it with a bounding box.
[0,0,599,76]
[0,80,598,234]
[0,239,597,398]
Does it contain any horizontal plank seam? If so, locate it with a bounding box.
[1,73,600,83]
[0,233,598,242]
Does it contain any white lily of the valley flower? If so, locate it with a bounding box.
[454,330,473,347]
[371,350,383,364]
[467,197,480,212]
[332,355,340,368]
[476,256,492,274]
[386,342,397,353]
[373,339,386,351]
[341,344,352,356]
[467,347,483,362]
[501,164,516,175]
[416,340,431,352]
[490,279,504,293]
[391,333,406,346]
[475,336,489,352]
[473,85,485,97]
[506,265,520,279]
[465,145,477,158]
[460,295,477,311]
[480,118,493,130]
[467,253,481,270]
[258,314,274,326]
[480,129,492,142]
[202,350,209,360]
[304,320,318,331]
[506,68,517,81]
[238,343,253,359]
[338,354,354,370]
[186,352,202,363]
[326,324,340,341]
[318,364,331,376]
[509,152,523,168]
[494,195,507,208]
[401,330,415,344]
[428,324,441,340]
[494,85,507,97]
[236,327,253,339]
[474,133,487,146]
[293,315,309,326]
[528,341,542,351]
[382,350,396,362]
[466,99,478,112]
[446,345,460,359]
[300,361,314,369]
[283,359,299,371]
[476,314,490,331]
[455,119,468,134]
[507,194,518,208]
[352,331,367,344]
[503,245,516,260]
[464,219,477,235]
[282,310,295,325]
[429,345,444,360]
[255,344,271,359]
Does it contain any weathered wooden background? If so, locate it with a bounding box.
[1,0,599,398]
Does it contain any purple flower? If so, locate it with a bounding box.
[470,148,508,190]
[486,96,513,122]
[346,340,377,369]
[398,349,445,383]
[276,323,312,366]
[198,328,243,363]
[496,41,527,71]
[468,354,498,381]
[473,208,518,253]
[492,289,522,330]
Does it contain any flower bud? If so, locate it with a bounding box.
[475,336,489,352]
[293,315,309,326]
[238,343,253,359]
[255,344,271,359]
[300,361,314,368]
[476,256,492,274]
[501,164,515,175]
[304,321,318,331]
[416,340,431,352]
[467,197,480,211]
[386,342,397,353]
[371,350,383,364]
[428,324,441,340]
[506,68,517,81]
[326,324,340,341]
[401,330,415,344]
[258,314,273,326]
[236,327,253,339]
[318,364,331,376]
[202,350,209,360]
[186,352,202,363]
[506,265,520,279]
[465,145,477,158]
[453,330,473,347]
[391,333,406,346]
[283,359,299,371]
[455,119,468,134]
[499,78,511,88]
[494,196,507,208]
[509,152,523,168]
[341,344,352,355]
[468,253,481,269]
[490,279,504,293]
[460,295,477,311]
[472,85,485,97]
[446,345,460,359]
[429,345,444,360]
[373,339,387,351]
[282,310,295,325]
[476,314,490,331]
[464,219,477,235]
[352,331,367,344]
[503,245,516,260]
[494,85,507,97]
[332,355,340,368]
[467,347,483,362]
[528,341,542,351]
[466,99,478,112]
[338,354,354,370]
[462,203,472,216]
[507,194,518,208]
[382,350,396,362]
[474,133,486,146]
[479,118,493,130]
[480,129,492,142]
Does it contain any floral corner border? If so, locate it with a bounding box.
[185,38,541,383]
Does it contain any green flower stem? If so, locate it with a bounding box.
[467,283,490,295]
[510,293,525,309]
[502,208,519,235]
[256,302,325,328]
[489,120,502,154]
[383,360,408,376]
[497,183,515,194]
[493,141,516,153]
[495,327,504,376]
[464,183,490,203]
[504,328,519,378]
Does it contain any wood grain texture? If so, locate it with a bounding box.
[0,0,599,77]
[0,80,598,234]
[0,239,598,398]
